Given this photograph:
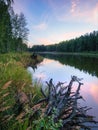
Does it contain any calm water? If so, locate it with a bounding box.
[28,54,98,128]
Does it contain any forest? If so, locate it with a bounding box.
[30,30,98,52]
[1,0,98,54]
[0,0,28,53]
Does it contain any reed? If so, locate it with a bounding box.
[0,52,43,130]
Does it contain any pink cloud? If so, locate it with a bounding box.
[62,31,85,40]
[37,38,52,45]
[36,29,92,45]
[78,3,98,24]
[71,2,98,24]
[57,1,98,25]
[93,3,98,22]
[70,0,79,13]
[33,23,47,30]
[49,30,91,42]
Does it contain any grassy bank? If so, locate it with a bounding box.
[0,53,44,130]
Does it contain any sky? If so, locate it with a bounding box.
[13,0,98,47]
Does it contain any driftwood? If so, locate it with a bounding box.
[37,76,98,130]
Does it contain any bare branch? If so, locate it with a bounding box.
[36,76,98,130]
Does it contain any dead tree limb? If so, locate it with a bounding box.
[37,76,98,130]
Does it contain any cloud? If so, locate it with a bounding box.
[47,0,70,21]
[70,0,79,13]
[93,3,98,23]
[35,30,91,45]
[73,2,98,24]
[63,31,86,40]
[37,38,51,45]
[50,30,91,42]
[33,23,47,30]
[76,2,98,24]
[56,0,98,25]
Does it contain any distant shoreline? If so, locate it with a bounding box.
[37,51,98,58]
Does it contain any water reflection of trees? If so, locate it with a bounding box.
[41,54,98,77]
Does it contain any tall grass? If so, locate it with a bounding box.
[0,53,44,130]
[0,53,62,130]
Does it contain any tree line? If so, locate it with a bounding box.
[30,30,98,52]
[0,0,28,53]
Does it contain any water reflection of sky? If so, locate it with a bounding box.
[28,58,98,122]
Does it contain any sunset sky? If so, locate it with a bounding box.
[13,0,98,46]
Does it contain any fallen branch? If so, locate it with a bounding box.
[36,76,98,130]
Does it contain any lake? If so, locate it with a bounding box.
[28,53,98,129]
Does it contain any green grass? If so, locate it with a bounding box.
[0,52,44,130]
[0,52,63,130]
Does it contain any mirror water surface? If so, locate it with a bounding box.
[28,54,98,125]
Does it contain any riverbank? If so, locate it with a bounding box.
[38,51,98,58]
[0,52,98,130]
[0,52,44,130]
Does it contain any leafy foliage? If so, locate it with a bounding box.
[0,0,28,53]
[32,115,62,130]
